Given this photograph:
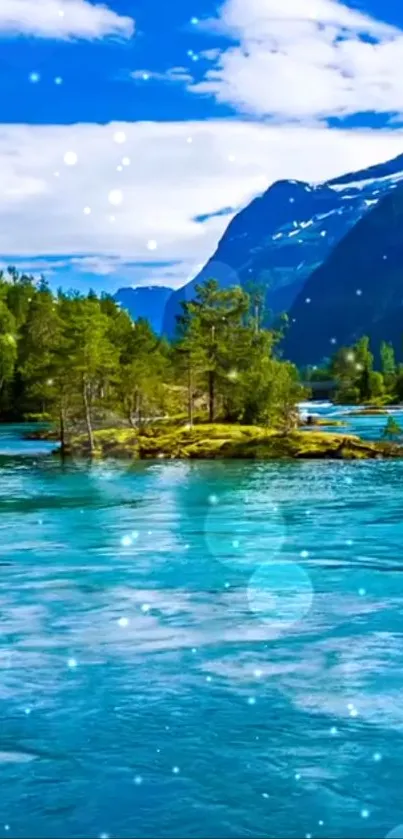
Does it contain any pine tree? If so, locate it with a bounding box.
[383,416,403,441]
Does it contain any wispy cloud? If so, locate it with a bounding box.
[0,0,134,40]
[131,67,194,84]
[1,120,403,289]
[189,0,403,122]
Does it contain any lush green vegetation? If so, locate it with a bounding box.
[70,423,403,461]
[383,416,403,441]
[0,269,307,454]
[303,336,403,405]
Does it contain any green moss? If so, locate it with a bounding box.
[67,423,403,461]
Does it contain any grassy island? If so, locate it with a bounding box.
[65,423,403,461]
[2,268,403,461]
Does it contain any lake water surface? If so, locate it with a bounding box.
[0,421,403,839]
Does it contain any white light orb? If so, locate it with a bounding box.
[117,617,129,628]
[205,500,285,569]
[113,131,126,144]
[147,239,157,251]
[248,561,313,633]
[108,189,123,206]
[64,151,78,166]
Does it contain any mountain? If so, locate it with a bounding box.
[114,286,172,334]
[162,152,403,337]
[282,184,403,366]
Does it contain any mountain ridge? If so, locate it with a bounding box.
[162,151,403,338]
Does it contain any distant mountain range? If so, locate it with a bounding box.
[118,151,403,366]
[114,286,172,335]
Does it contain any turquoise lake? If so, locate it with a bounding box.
[1,418,403,839]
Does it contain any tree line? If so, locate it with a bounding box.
[303,336,403,405]
[0,269,305,453]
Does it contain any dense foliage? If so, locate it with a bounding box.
[303,336,403,406]
[0,270,305,452]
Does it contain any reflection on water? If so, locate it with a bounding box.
[0,426,402,837]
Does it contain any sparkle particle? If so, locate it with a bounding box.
[67,657,77,669]
[63,151,78,166]
[54,76,63,85]
[108,189,123,206]
[172,766,180,774]
[83,207,91,215]
[117,617,129,628]
[134,775,143,785]
[29,72,40,83]
[147,239,157,251]
[113,131,126,144]
[361,809,370,819]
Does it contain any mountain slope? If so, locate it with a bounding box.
[162,153,403,337]
[114,286,172,334]
[282,185,403,366]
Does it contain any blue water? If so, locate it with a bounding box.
[1,424,403,839]
[300,401,403,440]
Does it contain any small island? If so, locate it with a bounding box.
[66,423,403,460]
[0,268,401,461]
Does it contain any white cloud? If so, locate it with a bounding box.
[0,0,134,40]
[131,67,194,84]
[191,0,403,121]
[2,119,403,288]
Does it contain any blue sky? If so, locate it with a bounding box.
[2,0,403,294]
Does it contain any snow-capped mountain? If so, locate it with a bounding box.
[162,152,403,337]
[282,182,403,366]
[114,286,172,334]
